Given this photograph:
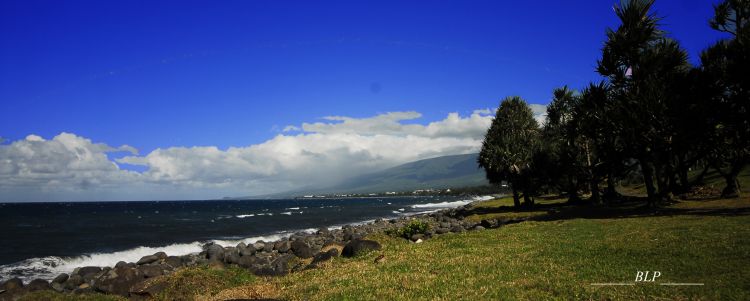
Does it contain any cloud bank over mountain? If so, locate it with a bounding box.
[0,107,546,201]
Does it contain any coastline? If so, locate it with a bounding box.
[0,195,498,299]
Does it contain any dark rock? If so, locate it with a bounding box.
[274,240,290,253]
[77,266,102,278]
[261,254,295,276]
[137,255,159,265]
[64,274,84,290]
[26,279,51,291]
[342,239,381,257]
[52,273,69,284]
[2,277,23,291]
[164,256,183,268]
[252,241,265,252]
[129,280,169,299]
[410,234,425,241]
[263,242,274,253]
[237,255,269,269]
[317,227,330,236]
[93,267,144,296]
[225,249,241,264]
[450,225,464,233]
[309,249,338,268]
[290,240,314,259]
[206,244,225,262]
[435,227,450,234]
[137,264,164,278]
[239,244,256,256]
[115,261,129,269]
[154,251,168,260]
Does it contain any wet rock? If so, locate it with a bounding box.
[342,239,381,257]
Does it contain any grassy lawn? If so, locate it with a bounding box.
[148,197,749,301]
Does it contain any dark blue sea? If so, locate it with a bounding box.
[0,196,487,282]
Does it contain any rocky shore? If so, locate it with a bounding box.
[0,200,519,300]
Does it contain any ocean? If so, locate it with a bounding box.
[0,196,489,282]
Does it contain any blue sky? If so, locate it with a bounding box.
[0,1,728,201]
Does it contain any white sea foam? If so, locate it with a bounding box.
[236,214,255,218]
[411,195,494,209]
[286,207,300,210]
[0,241,204,282]
[0,228,322,283]
[280,212,292,215]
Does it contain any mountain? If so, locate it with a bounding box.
[258,153,488,198]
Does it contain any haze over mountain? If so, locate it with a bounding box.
[255,153,488,198]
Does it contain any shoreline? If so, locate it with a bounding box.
[0,195,503,299]
[0,196,497,288]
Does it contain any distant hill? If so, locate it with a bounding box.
[257,153,488,198]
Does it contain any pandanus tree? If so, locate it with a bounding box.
[542,86,587,203]
[478,96,540,207]
[701,0,750,197]
[596,0,691,205]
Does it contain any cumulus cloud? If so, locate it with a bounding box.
[0,106,546,201]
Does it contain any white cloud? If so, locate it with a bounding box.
[529,104,548,125]
[0,106,546,201]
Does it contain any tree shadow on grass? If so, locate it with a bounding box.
[459,196,750,223]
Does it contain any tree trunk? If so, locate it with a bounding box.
[640,158,657,206]
[604,168,619,202]
[511,185,521,207]
[721,163,745,198]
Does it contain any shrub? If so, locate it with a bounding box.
[389,220,430,239]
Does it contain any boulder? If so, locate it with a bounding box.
[274,240,291,253]
[252,241,265,252]
[257,254,295,276]
[317,227,330,236]
[64,274,84,291]
[26,279,51,291]
[410,234,424,242]
[206,244,225,262]
[309,249,338,268]
[290,240,314,259]
[239,245,256,256]
[341,239,381,257]
[77,266,102,278]
[473,225,486,231]
[450,225,465,233]
[164,256,183,268]
[115,261,129,269]
[225,248,241,264]
[129,279,169,299]
[137,255,159,265]
[137,264,165,278]
[52,273,69,284]
[1,277,23,291]
[263,242,274,253]
[154,251,168,260]
[435,227,450,234]
[93,266,144,296]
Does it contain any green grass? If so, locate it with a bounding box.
[21,191,750,300]
[187,197,750,301]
